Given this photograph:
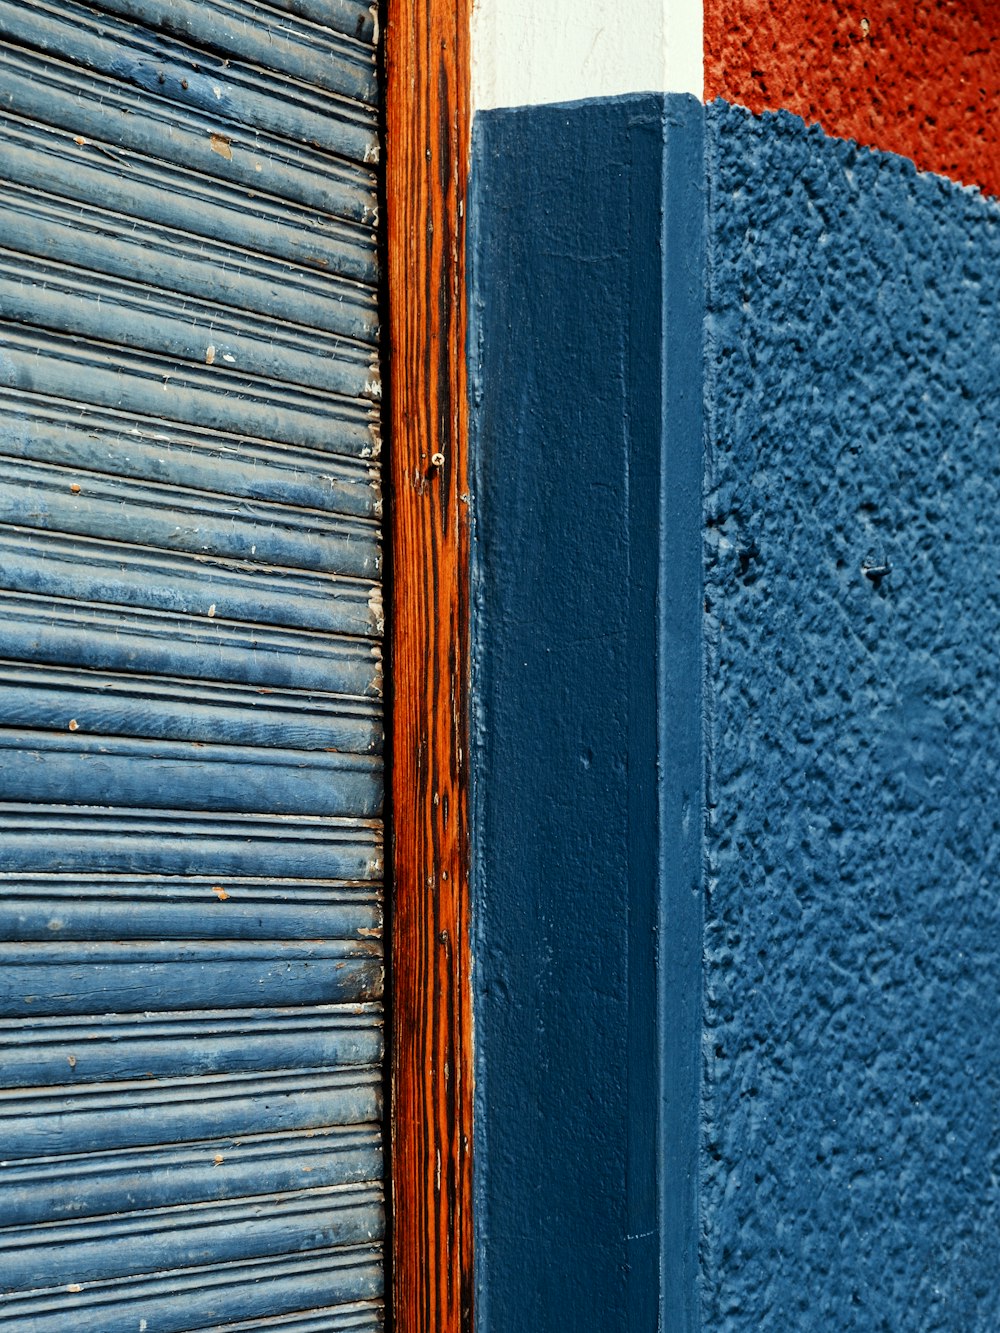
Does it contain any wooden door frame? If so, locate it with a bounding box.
[384,3,475,1331]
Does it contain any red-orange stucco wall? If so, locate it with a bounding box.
[704,1,1000,196]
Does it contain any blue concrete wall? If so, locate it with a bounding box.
[703,103,1000,1330]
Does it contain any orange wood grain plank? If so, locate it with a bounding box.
[385,2,474,1331]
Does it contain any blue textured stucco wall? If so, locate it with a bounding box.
[703,103,1000,1329]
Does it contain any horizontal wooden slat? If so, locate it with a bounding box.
[0,458,380,578]
[0,939,383,1016]
[0,186,378,342]
[89,0,378,54]
[0,1182,385,1293]
[0,1005,383,1085]
[0,112,378,281]
[0,252,379,400]
[0,876,381,941]
[0,326,379,456]
[0,592,383,694]
[0,391,381,517]
[0,806,383,878]
[191,1303,384,1333]
[0,1066,382,1158]
[0,1125,382,1228]
[35,0,376,105]
[0,1244,383,1331]
[0,729,381,816]
[0,527,380,637]
[273,0,376,41]
[0,662,381,751]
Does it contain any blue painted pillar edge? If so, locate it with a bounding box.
[658,94,705,1333]
[467,93,705,1331]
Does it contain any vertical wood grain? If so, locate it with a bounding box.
[385,2,474,1331]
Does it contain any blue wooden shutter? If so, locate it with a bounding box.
[0,1,386,1328]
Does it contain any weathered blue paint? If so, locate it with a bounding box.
[0,805,381,877]
[0,1008,382,1084]
[0,730,381,815]
[0,0,379,143]
[0,662,381,752]
[1,1125,382,1227]
[0,1249,383,1331]
[0,941,381,1016]
[0,42,376,221]
[0,593,380,693]
[1,878,380,941]
[0,184,379,342]
[0,1184,384,1294]
[91,0,378,83]
[0,526,378,635]
[0,113,379,282]
[0,1067,381,1159]
[0,325,378,456]
[196,1308,384,1333]
[0,0,386,1324]
[0,395,380,517]
[0,459,379,576]
[702,103,1000,1329]
[468,94,704,1332]
[0,254,379,400]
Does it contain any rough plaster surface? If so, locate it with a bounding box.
[703,102,1000,1329]
[704,1,1000,196]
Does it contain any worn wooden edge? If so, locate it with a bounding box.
[384,1,474,1331]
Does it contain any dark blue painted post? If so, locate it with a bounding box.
[468,93,704,1333]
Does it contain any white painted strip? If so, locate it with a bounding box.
[664,0,704,102]
[471,0,703,111]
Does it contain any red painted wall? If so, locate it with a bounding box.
[704,1,1000,196]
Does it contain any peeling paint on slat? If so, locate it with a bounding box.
[0,393,380,517]
[0,1125,381,1231]
[0,112,378,281]
[0,805,383,878]
[0,44,377,218]
[0,1247,383,1332]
